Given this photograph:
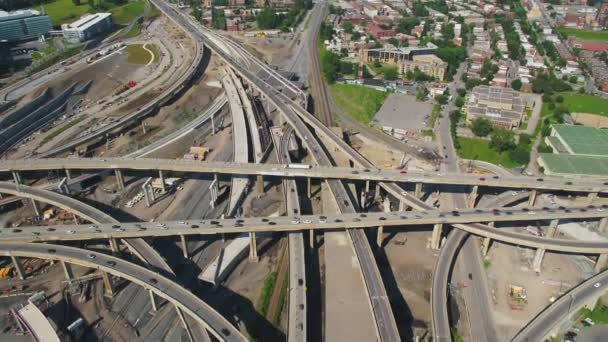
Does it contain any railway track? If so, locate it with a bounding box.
[308,3,333,127]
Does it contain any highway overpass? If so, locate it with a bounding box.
[1,158,606,194]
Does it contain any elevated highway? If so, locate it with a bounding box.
[0,242,246,342]
[4,205,608,253]
[2,158,605,194]
[512,269,608,342]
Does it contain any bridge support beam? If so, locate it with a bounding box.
[430,223,443,250]
[548,219,559,238]
[360,191,367,212]
[30,199,40,216]
[101,272,114,297]
[468,185,478,208]
[58,177,70,195]
[62,261,74,283]
[588,192,598,204]
[532,248,545,273]
[158,170,166,193]
[600,217,608,233]
[307,177,311,198]
[595,254,608,273]
[141,121,147,134]
[399,200,407,211]
[149,290,158,312]
[377,197,391,247]
[309,230,314,249]
[115,169,124,190]
[142,181,151,207]
[257,175,264,194]
[109,238,119,254]
[10,255,25,280]
[65,169,71,180]
[180,234,188,259]
[481,237,492,256]
[209,175,219,209]
[414,182,423,198]
[12,171,21,184]
[528,189,537,207]
[249,232,258,262]
[176,306,195,342]
[211,113,216,135]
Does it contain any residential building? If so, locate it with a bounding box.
[464,85,526,129]
[0,10,52,43]
[598,2,608,28]
[62,13,112,43]
[366,24,396,39]
[402,54,447,81]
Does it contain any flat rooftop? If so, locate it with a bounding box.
[538,153,608,177]
[553,124,608,156]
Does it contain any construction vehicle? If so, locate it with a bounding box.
[189,146,209,161]
[0,266,14,279]
[508,284,527,310]
[114,80,137,96]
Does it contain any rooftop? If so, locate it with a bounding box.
[553,124,608,156]
[0,9,45,22]
[538,153,608,177]
[65,12,111,30]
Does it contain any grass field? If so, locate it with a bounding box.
[147,44,160,63]
[561,92,608,116]
[558,27,608,41]
[40,0,145,26]
[126,44,155,64]
[329,84,389,124]
[579,299,608,324]
[457,137,520,168]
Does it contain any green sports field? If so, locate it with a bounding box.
[558,27,608,42]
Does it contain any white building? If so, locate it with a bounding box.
[62,13,112,43]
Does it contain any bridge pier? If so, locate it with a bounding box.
[12,171,21,184]
[360,191,367,211]
[414,182,422,198]
[109,238,120,254]
[309,230,314,249]
[481,237,492,256]
[600,217,608,233]
[430,223,443,250]
[399,200,407,211]
[532,248,545,273]
[142,180,152,207]
[180,234,188,259]
[176,306,195,342]
[158,170,166,193]
[141,121,147,134]
[211,113,216,135]
[588,192,598,204]
[209,175,219,208]
[58,177,70,195]
[468,185,478,208]
[307,177,311,198]
[65,169,71,180]
[595,254,608,273]
[249,232,258,262]
[257,175,264,194]
[377,197,391,247]
[115,169,125,190]
[528,189,537,206]
[547,219,559,238]
[149,290,158,312]
[62,261,74,283]
[10,255,25,280]
[101,272,114,297]
[30,199,40,216]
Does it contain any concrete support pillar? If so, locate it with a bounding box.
[468,185,479,208]
[548,219,559,238]
[62,261,74,283]
[158,170,166,193]
[365,180,370,194]
[377,227,384,247]
[528,189,537,207]
[109,238,119,254]
[307,177,311,198]
[532,248,546,273]
[101,272,114,297]
[115,169,124,190]
[143,182,151,208]
[595,254,608,273]
[176,307,195,342]
[12,171,21,184]
[415,182,423,198]
[180,234,188,259]
[481,237,492,256]
[65,169,72,180]
[309,230,314,249]
[211,113,216,135]
[249,232,258,262]
[588,192,598,204]
[399,200,407,211]
[58,177,70,195]
[599,217,608,233]
[10,255,25,280]
[141,121,147,134]
[360,191,367,211]
[149,290,158,312]
[256,175,264,194]
[430,223,443,250]
[30,199,40,216]
[209,175,219,209]
[375,182,381,201]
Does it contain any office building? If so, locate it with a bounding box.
[0,10,52,43]
[62,13,112,43]
[464,85,525,129]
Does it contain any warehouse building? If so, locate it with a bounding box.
[62,13,112,43]
[0,10,52,43]
[464,85,526,129]
[539,125,608,177]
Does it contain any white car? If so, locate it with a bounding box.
[319,218,327,224]
[527,211,536,215]
[594,282,601,288]
[291,218,301,225]
[303,219,312,224]
[67,230,76,234]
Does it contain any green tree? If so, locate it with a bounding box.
[490,129,516,152]
[511,79,522,91]
[72,0,80,5]
[192,4,202,22]
[342,21,353,34]
[416,86,429,101]
[382,65,399,80]
[471,117,493,137]
[569,75,578,83]
[455,96,465,107]
[508,146,530,165]
[88,0,94,8]
[555,95,564,103]
[435,94,448,105]
[257,8,278,29]
[339,61,354,75]
[387,37,399,46]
